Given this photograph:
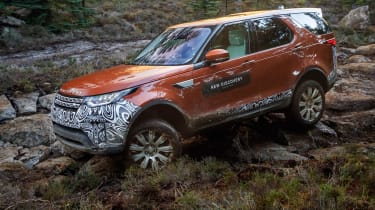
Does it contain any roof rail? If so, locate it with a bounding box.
[170,8,323,28]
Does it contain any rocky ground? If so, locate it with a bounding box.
[0,5,374,208]
[0,41,374,209]
[2,2,375,209]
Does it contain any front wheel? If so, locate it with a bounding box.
[126,119,182,170]
[286,80,325,128]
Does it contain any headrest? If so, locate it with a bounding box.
[228,30,245,46]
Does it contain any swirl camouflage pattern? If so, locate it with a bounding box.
[51,95,140,146]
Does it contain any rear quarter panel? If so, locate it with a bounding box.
[300,31,335,77]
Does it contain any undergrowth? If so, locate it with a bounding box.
[0,49,138,94]
[117,149,374,210]
[1,145,374,209]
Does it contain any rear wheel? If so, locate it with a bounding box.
[286,80,325,127]
[126,119,181,170]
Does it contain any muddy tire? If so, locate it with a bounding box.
[126,119,181,170]
[286,80,325,128]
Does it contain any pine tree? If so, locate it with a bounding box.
[191,0,220,18]
[0,0,92,31]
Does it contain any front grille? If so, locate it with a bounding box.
[54,93,83,109]
[52,93,83,129]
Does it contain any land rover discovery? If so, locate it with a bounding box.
[51,8,337,170]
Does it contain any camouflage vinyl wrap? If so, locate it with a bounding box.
[51,94,140,147]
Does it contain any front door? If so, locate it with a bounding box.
[191,21,260,128]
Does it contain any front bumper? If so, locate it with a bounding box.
[53,123,124,154]
[51,94,140,154]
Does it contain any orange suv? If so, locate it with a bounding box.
[51,8,337,169]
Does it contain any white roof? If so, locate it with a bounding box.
[171,8,323,28]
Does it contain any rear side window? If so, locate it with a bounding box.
[290,13,331,35]
[252,18,293,52]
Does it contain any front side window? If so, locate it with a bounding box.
[133,27,212,65]
[209,22,249,59]
[290,13,331,35]
[252,18,293,52]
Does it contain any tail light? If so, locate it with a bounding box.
[325,38,336,46]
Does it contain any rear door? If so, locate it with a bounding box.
[246,17,302,111]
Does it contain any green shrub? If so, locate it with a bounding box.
[190,0,220,18]
[70,170,101,191]
[0,0,93,32]
[175,191,204,210]
[42,180,72,201]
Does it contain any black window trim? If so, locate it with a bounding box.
[196,20,252,63]
[288,12,332,35]
[249,16,294,53]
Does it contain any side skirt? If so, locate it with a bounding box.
[191,89,293,132]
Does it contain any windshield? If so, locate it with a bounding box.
[132,27,212,65]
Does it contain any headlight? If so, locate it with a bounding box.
[84,88,135,107]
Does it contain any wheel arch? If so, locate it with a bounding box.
[129,100,191,138]
[295,67,329,92]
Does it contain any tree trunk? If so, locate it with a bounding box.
[370,1,375,25]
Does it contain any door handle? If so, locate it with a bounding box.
[292,44,304,57]
[293,44,303,51]
[242,60,256,67]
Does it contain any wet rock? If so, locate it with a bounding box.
[327,109,375,139]
[0,146,21,164]
[340,63,375,73]
[278,123,338,153]
[325,68,375,112]
[38,93,55,110]
[246,142,308,161]
[314,122,338,138]
[232,129,308,162]
[356,44,375,55]
[336,50,351,64]
[18,145,51,169]
[12,92,39,114]
[35,156,76,175]
[339,6,370,30]
[340,47,357,54]
[348,55,372,63]
[50,139,88,160]
[0,16,25,26]
[0,94,16,121]
[0,114,56,147]
[40,82,53,93]
[50,141,66,157]
[326,90,375,112]
[280,132,317,153]
[80,155,121,177]
[306,122,339,148]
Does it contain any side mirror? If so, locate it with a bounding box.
[205,49,229,64]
